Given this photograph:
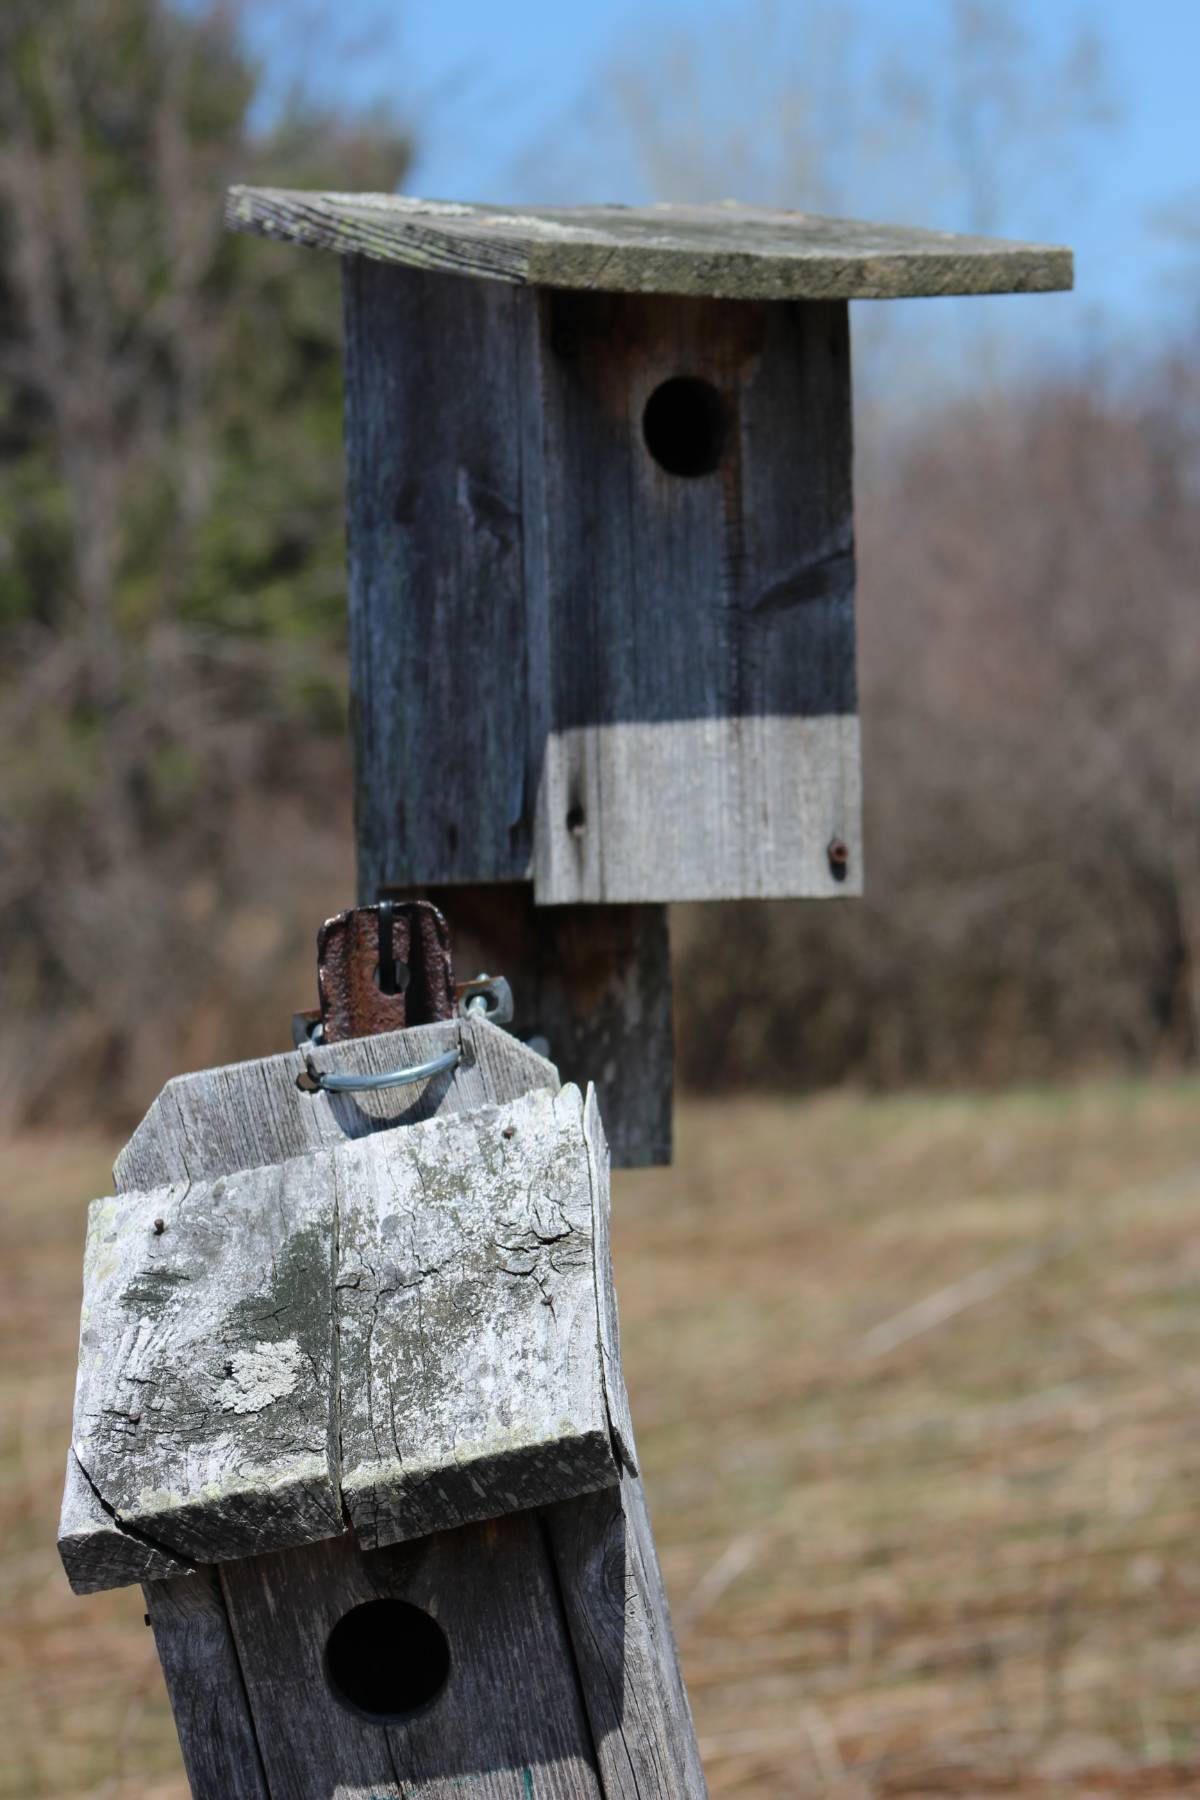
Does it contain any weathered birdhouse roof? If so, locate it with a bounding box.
[226,188,1073,303]
[60,1058,632,1594]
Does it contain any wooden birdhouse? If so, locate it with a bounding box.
[61,1013,703,1798]
[225,190,1072,1167]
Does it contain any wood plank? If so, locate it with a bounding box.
[423,884,673,1168]
[582,1087,636,1475]
[69,1157,343,1568]
[114,1015,557,1191]
[344,256,537,895]
[228,187,1073,301]
[529,291,860,904]
[336,1085,619,1549]
[143,1567,270,1800]
[543,1094,707,1792]
[58,1449,193,1595]
[220,1519,604,1798]
[546,1476,708,1798]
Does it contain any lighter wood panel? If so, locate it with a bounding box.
[534,714,861,902]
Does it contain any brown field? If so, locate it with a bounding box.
[4,1079,1200,1798]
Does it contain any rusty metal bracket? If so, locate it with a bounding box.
[293,900,456,1048]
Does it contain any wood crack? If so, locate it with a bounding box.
[70,1446,199,1574]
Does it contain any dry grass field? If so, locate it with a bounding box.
[4,1078,1200,1798]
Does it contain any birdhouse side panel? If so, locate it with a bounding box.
[344,260,539,898]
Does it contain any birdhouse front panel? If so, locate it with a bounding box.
[528,284,857,904]
[341,258,859,904]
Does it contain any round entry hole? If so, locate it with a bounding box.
[642,377,727,477]
[325,1599,450,1722]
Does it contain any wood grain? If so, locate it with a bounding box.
[59,1449,193,1595]
[64,1022,562,1589]
[71,974,705,1796]
[69,1155,343,1569]
[343,261,535,893]
[143,1566,270,1800]
[65,1083,622,1586]
[527,289,860,904]
[114,1015,557,1191]
[228,187,1073,301]
[336,1085,619,1549]
[583,1086,636,1476]
[221,1520,604,1798]
[547,1476,709,1798]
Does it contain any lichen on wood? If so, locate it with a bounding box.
[61,1074,623,1591]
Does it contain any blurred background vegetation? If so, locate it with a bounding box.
[2,0,1197,1131]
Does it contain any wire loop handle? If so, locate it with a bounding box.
[299,1044,461,1095]
[296,972,512,1095]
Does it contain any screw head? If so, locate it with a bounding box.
[827,838,850,882]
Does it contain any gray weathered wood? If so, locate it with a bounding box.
[344,261,859,906]
[228,187,1073,301]
[143,1565,270,1800]
[115,1015,557,1191]
[73,983,704,1795]
[527,288,860,904]
[64,1083,623,1588]
[69,1155,343,1571]
[220,1520,603,1799]
[116,1008,626,1792]
[422,885,673,1168]
[545,1094,708,1795]
[72,1016,559,1591]
[547,1476,708,1799]
[583,1086,636,1476]
[59,1448,192,1595]
[344,265,534,891]
[336,1084,620,1548]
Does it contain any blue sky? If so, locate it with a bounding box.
[253,0,1199,371]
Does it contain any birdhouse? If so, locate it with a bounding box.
[225,189,1072,1162]
[60,1012,703,1797]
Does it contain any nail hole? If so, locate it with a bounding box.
[642,377,727,478]
[325,1599,450,1723]
[565,804,586,837]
